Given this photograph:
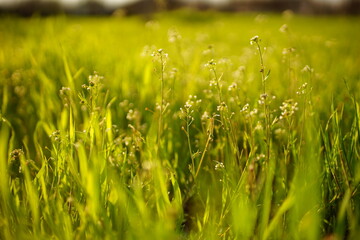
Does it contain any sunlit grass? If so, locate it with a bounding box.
[0,11,359,239]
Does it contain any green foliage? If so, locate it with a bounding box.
[0,11,359,239]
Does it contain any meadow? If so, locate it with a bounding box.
[0,10,359,239]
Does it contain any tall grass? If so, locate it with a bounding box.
[0,11,359,239]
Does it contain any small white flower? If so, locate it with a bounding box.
[279,24,288,33]
[250,35,260,45]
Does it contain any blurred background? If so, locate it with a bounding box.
[0,0,359,16]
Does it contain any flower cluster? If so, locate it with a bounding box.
[81,72,104,95]
[279,24,288,33]
[279,99,298,119]
[141,45,157,57]
[301,65,314,73]
[282,47,296,55]
[168,28,182,43]
[59,87,71,96]
[250,35,260,45]
[240,103,258,119]
[186,95,202,108]
[258,93,268,105]
[126,109,140,122]
[214,161,225,171]
[59,87,72,107]
[296,82,309,95]
[216,102,228,112]
[201,111,210,121]
[206,59,216,68]
[228,82,237,91]
[50,130,61,142]
[258,93,276,105]
[151,48,169,61]
[179,95,202,120]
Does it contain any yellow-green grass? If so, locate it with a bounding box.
[0,11,359,239]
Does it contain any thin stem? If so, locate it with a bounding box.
[158,53,165,148]
[195,118,214,179]
[187,115,195,175]
[255,41,266,94]
[211,65,223,104]
[255,41,271,164]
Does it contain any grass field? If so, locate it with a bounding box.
[0,11,360,239]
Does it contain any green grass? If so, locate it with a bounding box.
[0,10,359,239]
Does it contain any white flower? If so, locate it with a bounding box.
[250,35,260,45]
[279,24,288,33]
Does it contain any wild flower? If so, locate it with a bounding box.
[88,72,103,88]
[258,93,268,105]
[179,96,201,122]
[206,59,216,67]
[79,72,104,110]
[240,103,259,120]
[228,82,237,91]
[168,28,182,43]
[216,102,228,112]
[282,47,296,55]
[279,99,298,119]
[201,111,210,122]
[240,103,250,113]
[214,161,225,171]
[279,24,288,33]
[141,45,156,57]
[250,35,260,45]
[206,59,224,103]
[179,95,203,176]
[126,109,140,121]
[301,65,314,73]
[59,88,71,108]
[296,82,309,95]
[254,121,263,131]
[60,87,71,95]
[122,136,132,147]
[50,130,61,142]
[256,153,266,161]
[250,108,258,117]
[209,79,218,87]
[151,48,169,61]
[119,99,134,110]
[186,95,202,109]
